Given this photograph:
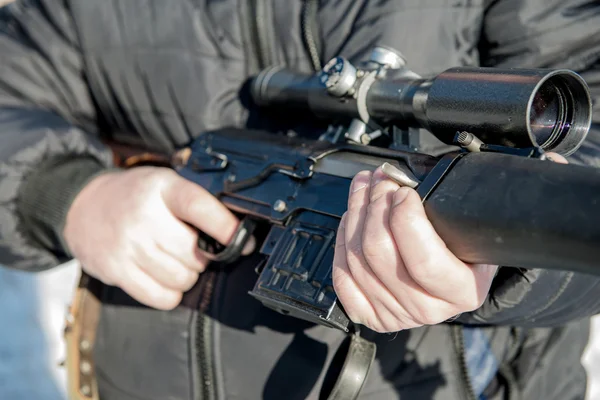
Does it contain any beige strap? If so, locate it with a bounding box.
[64,272,102,400]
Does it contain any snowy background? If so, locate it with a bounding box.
[0,261,599,400]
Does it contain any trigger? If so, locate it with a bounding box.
[197,217,257,264]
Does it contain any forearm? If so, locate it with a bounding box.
[0,0,118,270]
[0,108,114,271]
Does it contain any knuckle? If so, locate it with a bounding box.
[105,262,129,286]
[175,269,199,292]
[370,319,396,334]
[345,238,365,262]
[366,194,389,214]
[369,182,397,203]
[365,319,387,333]
[410,303,449,326]
[193,259,208,273]
[156,291,183,311]
[176,188,201,217]
[405,257,440,286]
[412,311,438,326]
[361,233,395,266]
[460,292,486,312]
[389,194,418,221]
[136,167,171,190]
[364,313,403,334]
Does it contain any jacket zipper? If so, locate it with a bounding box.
[249,0,273,69]
[452,325,477,400]
[196,269,217,400]
[194,2,276,399]
[302,0,322,71]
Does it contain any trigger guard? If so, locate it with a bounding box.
[199,217,257,264]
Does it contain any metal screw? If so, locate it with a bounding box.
[80,340,90,352]
[273,200,287,212]
[80,361,92,375]
[454,131,483,152]
[80,385,91,396]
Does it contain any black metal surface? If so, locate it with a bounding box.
[418,68,591,155]
[179,128,437,223]
[178,127,600,331]
[425,152,600,273]
[178,128,439,331]
[251,66,592,156]
[249,211,348,331]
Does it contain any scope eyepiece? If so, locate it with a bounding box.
[417,68,592,156]
[527,71,590,155]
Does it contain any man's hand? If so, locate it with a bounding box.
[63,167,255,310]
[332,153,567,333]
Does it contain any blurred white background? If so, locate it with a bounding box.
[0,262,79,400]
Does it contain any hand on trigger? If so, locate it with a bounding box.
[63,167,255,311]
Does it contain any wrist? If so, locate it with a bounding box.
[17,157,119,257]
[62,168,123,254]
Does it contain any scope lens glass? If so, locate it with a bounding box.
[529,82,567,147]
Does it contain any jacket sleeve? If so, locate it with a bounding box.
[457,0,600,327]
[0,0,114,272]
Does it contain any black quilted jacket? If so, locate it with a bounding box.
[1,1,600,399]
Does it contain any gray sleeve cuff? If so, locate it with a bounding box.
[16,157,119,257]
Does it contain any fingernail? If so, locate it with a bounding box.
[393,187,410,206]
[242,235,256,256]
[545,155,555,162]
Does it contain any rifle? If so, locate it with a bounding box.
[173,46,599,398]
[178,45,598,329]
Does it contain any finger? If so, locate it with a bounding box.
[134,242,199,292]
[344,171,403,327]
[545,152,568,164]
[154,218,210,272]
[117,265,183,310]
[344,171,372,263]
[332,213,377,327]
[344,171,375,287]
[162,177,251,250]
[369,167,401,203]
[361,174,459,328]
[389,188,494,310]
[361,177,431,305]
[362,168,402,269]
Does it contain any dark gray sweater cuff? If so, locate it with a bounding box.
[17,157,115,257]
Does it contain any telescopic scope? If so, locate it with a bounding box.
[251,47,592,156]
